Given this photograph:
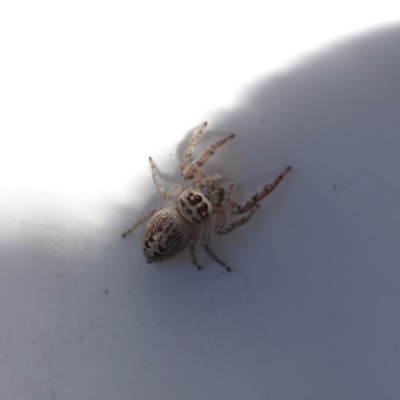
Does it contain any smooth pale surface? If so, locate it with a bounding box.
[1,1,400,399]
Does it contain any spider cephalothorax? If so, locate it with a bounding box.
[122,122,291,271]
[177,189,211,224]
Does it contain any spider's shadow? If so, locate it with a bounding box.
[113,23,400,400]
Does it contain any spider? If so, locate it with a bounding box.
[122,122,291,271]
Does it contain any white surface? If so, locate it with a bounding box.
[1,1,400,399]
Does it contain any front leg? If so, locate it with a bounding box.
[179,122,208,173]
[229,166,291,214]
[216,205,259,236]
[202,218,231,271]
[149,157,181,199]
[121,207,162,238]
[189,227,202,270]
[182,134,235,180]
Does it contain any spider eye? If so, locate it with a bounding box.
[194,195,202,203]
[196,202,209,220]
[200,203,208,212]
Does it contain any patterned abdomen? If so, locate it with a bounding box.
[143,205,194,263]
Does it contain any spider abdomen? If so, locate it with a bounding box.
[143,205,193,263]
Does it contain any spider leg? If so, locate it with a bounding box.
[223,182,235,208]
[179,122,208,172]
[213,208,226,232]
[149,157,182,199]
[217,205,260,236]
[189,227,202,270]
[226,182,235,197]
[202,218,231,271]
[229,166,291,215]
[182,134,235,180]
[192,134,235,169]
[121,207,162,238]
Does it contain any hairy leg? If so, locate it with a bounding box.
[182,134,234,180]
[229,166,291,215]
[179,122,208,173]
[217,205,259,236]
[121,207,162,238]
[149,157,181,199]
[189,227,202,270]
[202,218,231,271]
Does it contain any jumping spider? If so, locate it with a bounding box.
[122,122,291,271]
